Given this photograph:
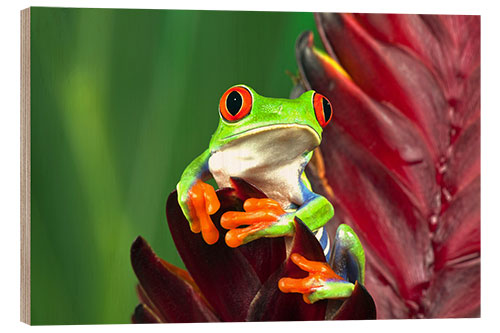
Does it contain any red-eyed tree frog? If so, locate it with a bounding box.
[176,85,365,303]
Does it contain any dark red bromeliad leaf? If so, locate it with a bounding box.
[229,178,288,284]
[331,282,376,320]
[165,189,261,322]
[133,177,375,322]
[297,13,480,319]
[130,236,219,322]
[246,218,328,321]
[165,181,287,322]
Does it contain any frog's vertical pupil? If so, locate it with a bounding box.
[226,91,243,116]
[322,98,332,122]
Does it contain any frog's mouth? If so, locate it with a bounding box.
[226,123,318,139]
[216,124,321,159]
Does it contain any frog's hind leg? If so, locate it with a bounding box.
[278,253,354,304]
[278,224,366,304]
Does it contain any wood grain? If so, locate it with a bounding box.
[21,7,31,325]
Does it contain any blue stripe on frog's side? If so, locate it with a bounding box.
[314,226,332,262]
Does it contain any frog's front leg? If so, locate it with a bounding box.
[177,149,221,245]
[220,181,334,248]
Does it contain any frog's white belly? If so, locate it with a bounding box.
[208,126,318,209]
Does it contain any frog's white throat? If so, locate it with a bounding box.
[208,124,320,209]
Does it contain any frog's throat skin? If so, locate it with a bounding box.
[176,84,334,245]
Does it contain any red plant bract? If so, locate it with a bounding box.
[297,13,480,319]
[131,178,376,323]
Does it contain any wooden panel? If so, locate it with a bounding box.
[21,7,31,325]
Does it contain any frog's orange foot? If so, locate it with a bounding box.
[278,253,343,304]
[188,180,221,245]
[220,198,286,248]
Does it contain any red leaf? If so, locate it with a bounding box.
[165,190,262,321]
[316,13,449,158]
[351,14,448,82]
[296,31,438,214]
[130,236,219,322]
[246,218,327,321]
[424,260,480,318]
[135,284,166,322]
[131,304,162,324]
[298,13,480,318]
[330,282,376,320]
[229,177,287,283]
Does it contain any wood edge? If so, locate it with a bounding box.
[20,7,31,326]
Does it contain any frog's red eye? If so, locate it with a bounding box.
[313,92,333,128]
[219,86,252,122]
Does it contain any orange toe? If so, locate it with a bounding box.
[220,197,285,248]
[188,181,220,245]
[243,198,285,214]
[220,210,279,229]
[290,253,341,279]
[278,254,343,301]
[224,221,272,248]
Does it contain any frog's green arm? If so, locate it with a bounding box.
[296,151,333,231]
[176,148,212,220]
[294,188,334,231]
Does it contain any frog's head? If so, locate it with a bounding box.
[209,84,333,153]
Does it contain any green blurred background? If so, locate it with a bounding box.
[30,7,318,325]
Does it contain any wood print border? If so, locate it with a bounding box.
[21,7,31,325]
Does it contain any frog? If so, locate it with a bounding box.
[176,84,366,303]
